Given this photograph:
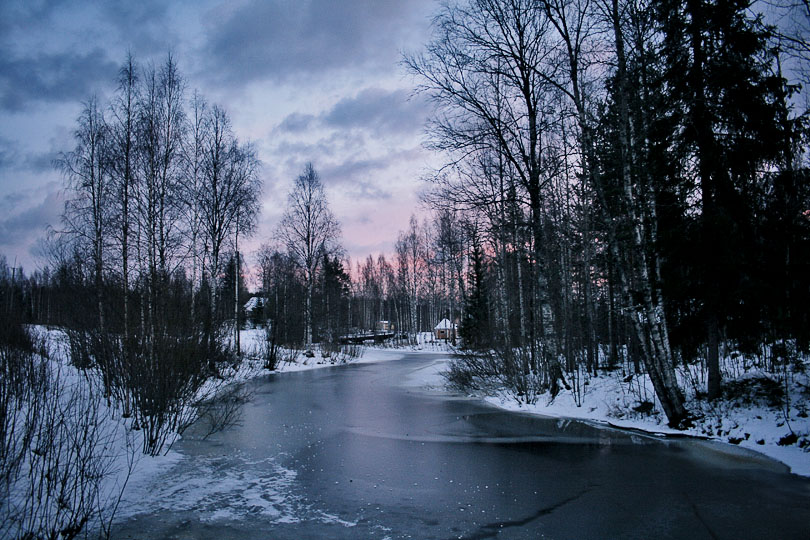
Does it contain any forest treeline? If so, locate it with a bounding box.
[400,0,810,427]
[0,51,264,537]
[2,50,262,467]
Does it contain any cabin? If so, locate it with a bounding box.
[434,318,457,341]
[376,320,394,332]
[243,296,267,327]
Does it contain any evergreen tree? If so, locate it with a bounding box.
[460,236,490,350]
[656,0,795,398]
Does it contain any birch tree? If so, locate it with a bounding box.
[198,105,261,353]
[406,0,569,388]
[278,163,340,352]
[109,53,138,342]
[58,96,110,335]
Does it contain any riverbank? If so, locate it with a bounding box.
[398,351,810,478]
[113,347,810,539]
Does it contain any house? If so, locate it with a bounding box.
[243,296,267,327]
[434,318,457,341]
[376,320,394,332]
[244,296,265,314]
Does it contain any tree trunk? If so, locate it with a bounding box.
[306,276,314,352]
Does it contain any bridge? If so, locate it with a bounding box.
[338,332,396,344]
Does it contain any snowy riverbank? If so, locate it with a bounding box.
[399,351,810,478]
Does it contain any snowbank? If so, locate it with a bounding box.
[409,353,810,477]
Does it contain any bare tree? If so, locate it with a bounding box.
[133,55,187,358]
[406,0,569,387]
[539,0,689,425]
[182,90,208,320]
[395,216,426,340]
[197,105,261,354]
[58,96,111,335]
[278,164,341,353]
[109,53,138,343]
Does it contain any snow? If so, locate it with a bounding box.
[434,318,455,330]
[13,327,395,533]
[3,328,157,538]
[402,352,810,478]
[118,452,301,523]
[243,296,265,312]
[480,379,810,477]
[400,357,451,390]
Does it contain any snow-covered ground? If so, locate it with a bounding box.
[230,328,456,377]
[484,376,809,477]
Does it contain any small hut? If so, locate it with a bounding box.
[434,318,457,341]
[243,296,267,327]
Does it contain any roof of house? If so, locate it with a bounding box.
[434,318,455,330]
[244,296,265,311]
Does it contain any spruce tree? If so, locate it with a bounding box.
[655,0,793,398]
[460,237,490,350]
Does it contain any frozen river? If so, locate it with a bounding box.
[114,353,810,539]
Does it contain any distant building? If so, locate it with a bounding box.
[244,296,267,327]
[244,296,265,314]
[434,318,457,341]
[376,320,394,332]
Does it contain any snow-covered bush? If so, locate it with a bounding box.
[0,325,135,539]
[64,323,238,456]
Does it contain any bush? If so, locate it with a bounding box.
[193,382,252,440]
[320,340,363,364]
[69,323,236,456]
[1,324,135,540]
[259,326,282,371]
[445,345,545,404]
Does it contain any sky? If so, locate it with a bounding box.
[0,0,440,274]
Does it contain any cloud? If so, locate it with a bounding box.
[0,0,174,55]
[320,156,392,197]
[277,112,316,133]
[0,137,18,170]
[23,151,58,173]
[267,131,368,168]
[0,189,63,259]
[0,136,59,173]
[322,88,428,136]
[96,1,174,55]
[319,147,426,200]
[0,49,119,111]
[272,88,428,143]
[0,0,65,38]
[199,0,432,86]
